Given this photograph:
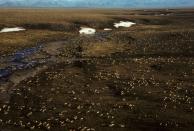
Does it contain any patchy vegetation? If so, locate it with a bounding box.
[0,8,194,131]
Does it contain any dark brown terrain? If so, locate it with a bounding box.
[0,8,194,131]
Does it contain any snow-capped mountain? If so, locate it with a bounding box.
[0,0,193,8]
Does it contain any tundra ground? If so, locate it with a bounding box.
[0,8,194,131]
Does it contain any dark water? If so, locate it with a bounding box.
[0,68,12,78]
[11,45,42,62]
[0,45,42,80]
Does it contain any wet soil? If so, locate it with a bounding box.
[0,9,194,131]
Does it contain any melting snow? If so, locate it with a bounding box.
[79,27,96,35]
[104,28,112,31]
[114,21,136,28]
[0,27,26,33]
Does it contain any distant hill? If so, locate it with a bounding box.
[0,0,194,8]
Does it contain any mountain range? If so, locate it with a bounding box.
[0,0,194,8]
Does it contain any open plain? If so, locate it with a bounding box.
[0,8,194,131]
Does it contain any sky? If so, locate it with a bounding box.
[0,0,194,8]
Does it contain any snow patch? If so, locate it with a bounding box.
[0,27,26,33]
[104,28,112,31]
[114,21,136,28]
[79,27,96,35]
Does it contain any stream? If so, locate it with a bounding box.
[0,32,110,103]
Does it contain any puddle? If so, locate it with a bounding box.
[114,21,136,28]
[0,27,26,33]
[0,68,12,79]
[0,45,42,81]
[79,27,96,35]
[0,40,70,83]
[11,45,42,62]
